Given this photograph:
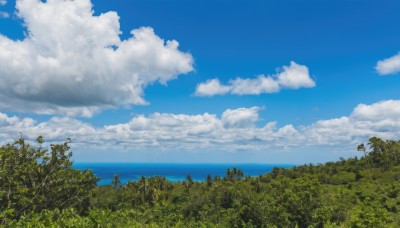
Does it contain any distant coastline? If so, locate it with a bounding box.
[73,163,295,185]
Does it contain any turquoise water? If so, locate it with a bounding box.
[73,163,294,186]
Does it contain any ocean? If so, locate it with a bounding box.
[72,163,295,186]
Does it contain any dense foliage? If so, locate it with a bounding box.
[0,137,98,224]
[1,136,400,227]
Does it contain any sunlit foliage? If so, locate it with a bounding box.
[1,136,400,227]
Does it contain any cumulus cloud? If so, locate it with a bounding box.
[0,0,193,117]
[221,107,260,128]
[277,61,315,89]
[195,79,231,96]
[194,61,315,96]
[376,53,400,75]
[230,76,280,95]
[1,100,399,152]
[351,100,400,121]
[305,100,400,145]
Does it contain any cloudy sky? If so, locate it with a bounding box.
[0,0,399,163]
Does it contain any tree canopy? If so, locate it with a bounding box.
[0,137,98,224]
[1,136,400,227]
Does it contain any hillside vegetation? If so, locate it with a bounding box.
[1,136,400,227]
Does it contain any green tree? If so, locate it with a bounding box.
[205,174,212,187]
[111,174,122,189]
[0,136,98,223]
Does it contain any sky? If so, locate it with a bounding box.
[0,0,400,163]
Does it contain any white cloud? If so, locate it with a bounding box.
[277,61,315,89]
[351,100,400,121]
[1,100,399,153]
[0,0,193,117]
[0,0,6,6]
[194,61,315,96]
[221,107,260,128]
[229,76,280,95]
[304,100,400,145]
[376,53,400,75]
[194,79,231,96]
[350,100,400,134]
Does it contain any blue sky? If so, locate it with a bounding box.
[0,0,400,163]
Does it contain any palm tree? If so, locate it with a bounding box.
[185,174,194,186]
[111,174,122,189]
[357,143,372,182]
[213,175,221,185]
[206,174,212,187]
[226,168,232,181]
[138,176,147,195]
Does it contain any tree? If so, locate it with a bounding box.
[357,143,373,182]
[138,176,147,195]
[205,174,212,187]
[184,174,194,190]
[0,136,98,222]
[225,167,244,181]
[111,174,122,189]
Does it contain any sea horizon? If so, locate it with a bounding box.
[73,163,296,186]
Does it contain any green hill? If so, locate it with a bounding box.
[1,136,399,227]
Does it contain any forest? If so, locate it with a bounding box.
[1,136,400,227]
